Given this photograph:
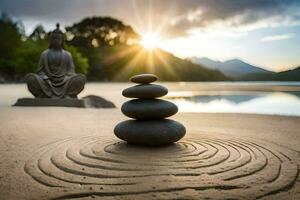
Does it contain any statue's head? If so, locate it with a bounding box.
[49,23,64,49]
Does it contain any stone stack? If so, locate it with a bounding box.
[114,74,186,146]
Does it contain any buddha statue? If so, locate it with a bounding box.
[25,24,86,98]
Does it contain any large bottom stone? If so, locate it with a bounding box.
[114,119,186,146]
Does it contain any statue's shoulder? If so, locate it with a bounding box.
[41,49,49,57]
[63,49,72,58]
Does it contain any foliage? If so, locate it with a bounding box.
[0,13,23,80]
[30,25,47,41]
[65,45,89,75]
[0,13,22,60]
[14,39,47,74]
[66,17,140,50]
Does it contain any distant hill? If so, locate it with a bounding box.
[191,57,300,81]
[191,57,274,78]
[274,66,300,81]
[242,66,300,81]
[88,45,230,81]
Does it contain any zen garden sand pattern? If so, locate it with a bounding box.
[24,134,300,199]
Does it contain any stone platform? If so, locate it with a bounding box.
[13,95,116,108]
[14,98,85,107]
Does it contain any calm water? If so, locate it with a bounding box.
[1,82,300,116]
[169,91,300,116]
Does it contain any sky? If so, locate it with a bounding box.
[1,0,300,72]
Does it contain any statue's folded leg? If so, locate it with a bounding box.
[65,74,86,98]
[25,73,51,98]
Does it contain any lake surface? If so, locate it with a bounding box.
[1,82,300,117]
[169,91,300,116]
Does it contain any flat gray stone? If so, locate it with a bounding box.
[122,84,168,99]
[114,119,186,145]
[121,99,178,119]
[82,95,116,108]
[130,74,158,84]
[14,96,116,108]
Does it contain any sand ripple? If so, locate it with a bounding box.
[24,135,300,199]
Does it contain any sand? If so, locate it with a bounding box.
[1,83,300,200]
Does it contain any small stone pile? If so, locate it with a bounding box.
[114,74,186,146]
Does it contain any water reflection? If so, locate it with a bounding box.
[169,91,300,116]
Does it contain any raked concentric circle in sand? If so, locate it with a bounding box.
[24,135,300,200]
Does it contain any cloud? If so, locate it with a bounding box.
[166,0,300,37]
[261,33,295,42]
[0,0,300,37]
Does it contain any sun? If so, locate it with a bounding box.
[140,32,160,50]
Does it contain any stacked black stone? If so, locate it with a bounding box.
[114,74,186,146]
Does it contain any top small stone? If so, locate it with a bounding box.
[130,74,158,84]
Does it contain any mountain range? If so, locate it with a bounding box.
[191,57,300,81]
[191,57,274,78]
[87,45,229,81]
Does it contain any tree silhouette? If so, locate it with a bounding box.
[30,25,46,41]
[66,17,140,50]
[0,13,22,60]
[65,17,141,80]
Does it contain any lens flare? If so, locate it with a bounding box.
[141,33,160,50]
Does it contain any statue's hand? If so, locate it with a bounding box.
[66,72,76,76]
[43,75,49,80]
[38,72,49,80]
